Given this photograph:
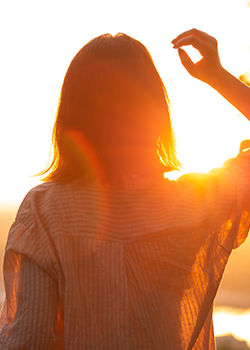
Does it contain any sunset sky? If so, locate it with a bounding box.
[1,0,250,206]
[1,0,250,345]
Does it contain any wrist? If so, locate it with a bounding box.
[205,65,226,90]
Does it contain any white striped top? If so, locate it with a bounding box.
[1,150,250,349]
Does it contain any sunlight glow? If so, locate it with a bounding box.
[213,307,250,347]
[1,0,250,345]
[1,0,250,205]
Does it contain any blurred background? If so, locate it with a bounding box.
[1,0,250,348]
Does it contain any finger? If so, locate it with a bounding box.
[172,28,214,45]
[178,49,197,77]
[173,36,207,56]
[172,28,211,44]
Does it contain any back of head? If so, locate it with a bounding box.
[41,33,181,183]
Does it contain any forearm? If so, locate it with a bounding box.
[208,67,250,121]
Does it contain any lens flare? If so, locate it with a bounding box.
[62,129,106,182]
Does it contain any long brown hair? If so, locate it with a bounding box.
[39,33,181,183]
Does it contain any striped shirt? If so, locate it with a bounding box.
[1,150,250,349]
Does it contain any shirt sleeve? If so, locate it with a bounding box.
[0,189,64,349]
[178,148,250,252]
[210,148,250,250]
[0,248,64,350]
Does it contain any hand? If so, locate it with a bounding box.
[172,28,222,86]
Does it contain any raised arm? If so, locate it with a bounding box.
[172,28,250,121]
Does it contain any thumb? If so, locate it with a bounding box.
[178,48,196,77]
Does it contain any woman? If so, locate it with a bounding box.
[0,29,250,349]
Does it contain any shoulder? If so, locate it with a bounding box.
[17,182,56,212]
[19,179,84,203]
[15,180,82,223]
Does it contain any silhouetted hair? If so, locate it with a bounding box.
[39,33,181,183]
